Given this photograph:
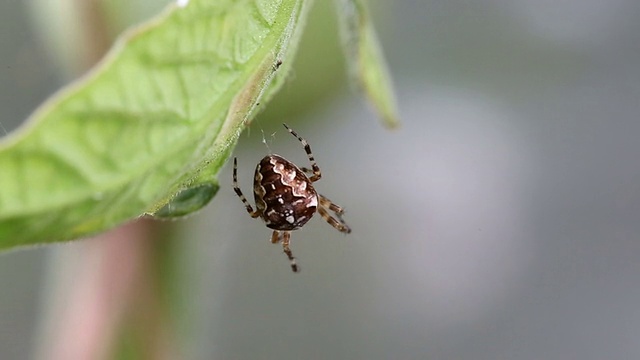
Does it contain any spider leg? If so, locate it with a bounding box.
[318,194,351,234]
[299,167,317,178]
[281,231,299,272]
[271,230,281,244]
[233,157,261,218]
[283,124,321,182]
[319,194,346,215]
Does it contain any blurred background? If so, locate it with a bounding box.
[1,0,640,359]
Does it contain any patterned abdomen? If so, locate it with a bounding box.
[254,155,318,230]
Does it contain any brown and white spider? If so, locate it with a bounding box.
[233,124,351,273]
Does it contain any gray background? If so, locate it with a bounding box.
[1,0,640,359]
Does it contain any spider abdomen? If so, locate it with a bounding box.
[254,155,318,231]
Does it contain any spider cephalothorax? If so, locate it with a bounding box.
[233,124,351,272]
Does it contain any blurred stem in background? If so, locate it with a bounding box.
[36,221,178,360]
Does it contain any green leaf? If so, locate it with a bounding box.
[334,0,400,128]
[0,0,310,248]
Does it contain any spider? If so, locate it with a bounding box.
[233,124,351,273]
